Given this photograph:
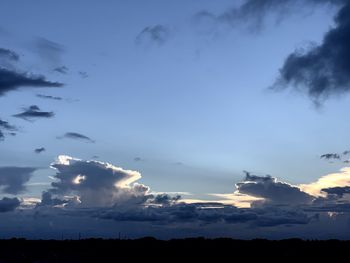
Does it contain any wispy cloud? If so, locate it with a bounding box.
[57,132,95,143]
[0,118,18,141]
[135,25,170,46]
[36,94,63,101]
[34,147,46,154]
[13,105,55,121]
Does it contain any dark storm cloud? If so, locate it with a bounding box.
[0,48,19,61]
[320,153,341,160]
[34,147,46,154]
[271,0,350,102]
[0,68,63,96]
[135,25,170,45]
[0,118,18,141]
[40,156,180,209]
[53,66,68,74]
[0,167,37,194]
[58,132,95,143]
[13,105,55,120]
[36,94,63,100]
[34,156,316,228]
[94,202,312,227]
[0,197,21,212]
[235,171,314,205]
[322,186,350,197]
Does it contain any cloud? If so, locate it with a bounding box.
[36,94,63,100]
[34,147,46,154]
[0,48,19,62]
[194,0,349,103]
[0,167,37,194]
[41,155,152,208]
[135,25,170,45]
[95,202,313,227]
[0,197,21,212]
[53,66,68,74]
[300,167,350,197]
[15,157,350,238]
[34,37,64,65]
[0,68,63,96]
[78,71,88,78]
[235,171,314,205]
[13,105,55,120]
[33,156,316,228]
[321,186,350,197]
[0,118,18,141]
[194,0,340,31]
[272,0,350,103]
[320,153,341,160]
[1,160,350,238]
[57,132,95,143]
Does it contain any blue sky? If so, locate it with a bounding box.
[1,0,350,239]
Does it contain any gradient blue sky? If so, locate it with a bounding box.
[1,0,350,239]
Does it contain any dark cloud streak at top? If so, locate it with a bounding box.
[0,68,63,96]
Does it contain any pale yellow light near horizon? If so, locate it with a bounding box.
[299,167,350,197]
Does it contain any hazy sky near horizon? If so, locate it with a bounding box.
[1,0,350,239]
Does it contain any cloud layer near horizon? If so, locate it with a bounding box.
[0,156,350,238]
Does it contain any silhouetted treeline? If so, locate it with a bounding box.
[0,237,349,262]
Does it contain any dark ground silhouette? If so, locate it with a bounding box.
[0,237,348,262]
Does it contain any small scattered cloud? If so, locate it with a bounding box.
[36,94,63,101]
[135,25,170,46]
[57,132,95,143]
[318,150,350,163]
[0,118,18,141]
[53,66,68,74]
[78,71,88,78]
[320,153,341,161]
[13,105,55,121]
[34,147,46,154]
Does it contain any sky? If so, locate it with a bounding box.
[1,0,350,239]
